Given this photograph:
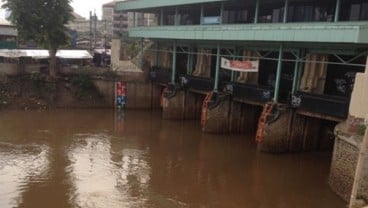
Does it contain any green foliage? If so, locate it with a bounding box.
[102,70,118,80]
[71,74,95,98]
[2,0,73,50]
[71,74,92,89]
[30,72,56,97]
[2,0,74,76]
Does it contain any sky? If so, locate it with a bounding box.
[71,0,115,19]
[0,0,115,20]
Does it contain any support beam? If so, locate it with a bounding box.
[254,0,260,24]
[155,41,160,67]
[231,48,238,82]
[283,0,289,23]
[133,12,136,27]
[292,49,301,95]
[171,41,177,84]
[200,5,204,25]
[220,3,224,24]
[140,38,144,68]
[187,46,192,75]
[214,44,221,92]
[160,8,164,25]
[296,50,306,92]
[175,7,179,25]
[273,44,284,103]
[334,0,341,22]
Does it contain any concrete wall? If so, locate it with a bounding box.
[349,59,368,121]
[0,63,18,75]
[329,56,368,204]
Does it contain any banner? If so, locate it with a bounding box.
[221,57,259,72]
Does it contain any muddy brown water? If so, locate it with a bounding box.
[0,109,345,208]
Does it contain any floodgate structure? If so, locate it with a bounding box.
[115,0,368,204]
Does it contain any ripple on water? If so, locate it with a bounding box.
[66,133,154,208]
[0,143,50,208]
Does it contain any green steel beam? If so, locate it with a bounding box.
[200,5,204,25]
[283,0,289,23]
[171,41,177,83]
[155,41,160,66]
[214,44,221,92]
[116,0,227,11]
[175,7,179,25]
[334,0,341,22]
[254,0,259,24]
[141,38,144,68]
[133,13,136,27]
[231,48,238,82]
[296,50,306,92]
[128,22,368,44]
[291,49,301,95]
[273,45,284,103]
[187,46,192,74]
[220,3,224,24]
[160,8,164,25]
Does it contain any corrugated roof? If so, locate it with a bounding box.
[0,49,93,59]
[103,1,116,8]
[0,19,14,27]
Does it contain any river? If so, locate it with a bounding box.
[0,109,345,208]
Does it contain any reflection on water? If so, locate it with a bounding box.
[0,109,345,208]
[0,143,49,208]
[67,133,151,208]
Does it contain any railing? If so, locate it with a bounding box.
[226,82,274,103]
[149,67,171,85]
[292,91,349,118]
[184,75,214,91]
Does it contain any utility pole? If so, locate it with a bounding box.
[93,10,97,49]
[89,11,93,51]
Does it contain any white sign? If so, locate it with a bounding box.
[221,57,259,72]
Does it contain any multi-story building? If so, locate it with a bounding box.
[116,0,368,204]
[116,0,368,119]
[0,19,17,49]
[103,1,129,37]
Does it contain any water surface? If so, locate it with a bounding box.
[0,109,345,208]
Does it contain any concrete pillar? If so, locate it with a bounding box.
[329,127,366,202]
[202,95,231,133]
[162,90,186,119]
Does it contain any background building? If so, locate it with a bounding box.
[102,1,129,37]
[0,19,17,49]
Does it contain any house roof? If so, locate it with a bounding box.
[103,1,116,8]
[0,19,14,27]
[0,49,93,59]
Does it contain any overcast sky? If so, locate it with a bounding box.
[0,0,115,20]
[71,0,114,19]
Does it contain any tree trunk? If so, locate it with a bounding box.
[49,48,57,77]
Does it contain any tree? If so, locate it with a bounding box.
[2,0,73,77]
